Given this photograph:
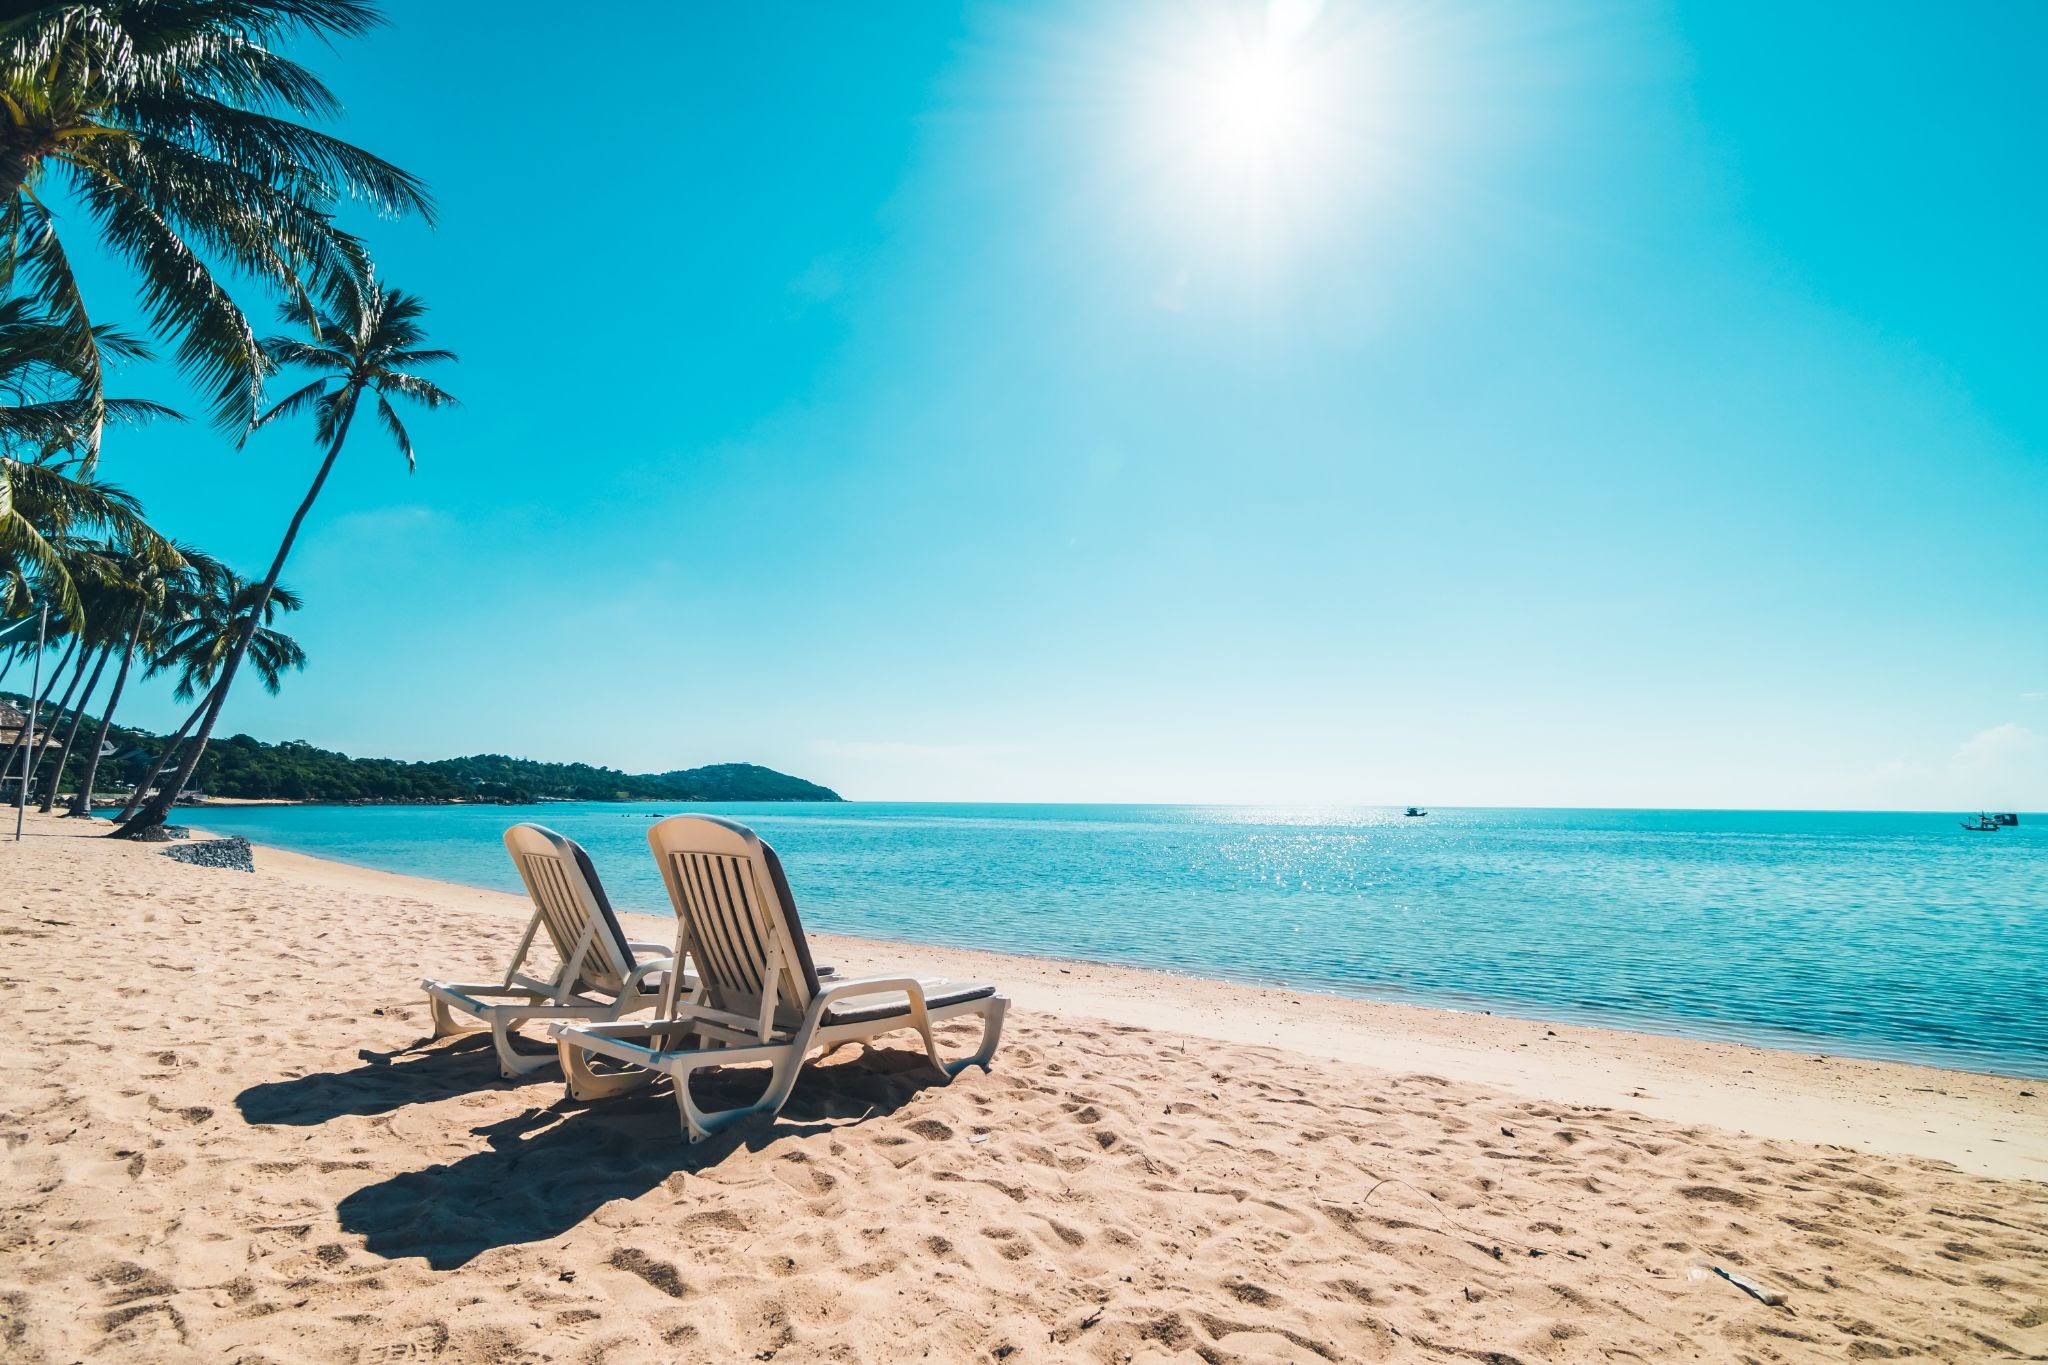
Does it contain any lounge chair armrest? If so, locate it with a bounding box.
[622,956,676,993]
[811,976,928,1008]
[626,941,670,957]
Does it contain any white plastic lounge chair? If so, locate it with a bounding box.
[551,815,1007,1142]
[421,823,678,1078]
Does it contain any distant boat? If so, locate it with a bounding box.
[1992,812,2019,827]
[1404,806,1427,818]
[1960,813,1999,831]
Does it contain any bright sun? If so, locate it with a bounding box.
[1202,49,1305,165]
[1117,0,1374,259]
[1149,0,1330,189]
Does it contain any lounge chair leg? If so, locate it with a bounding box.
[941,997,1006,1077]
[672,1060,774,1144]
[559,1037,655,1102]
[910,1009,950,1080]
[746,1042,822,1130]
[492,1019,559,1079]
[665,1038,812,1143]
[428,993,481,1039]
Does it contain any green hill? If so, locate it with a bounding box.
[0,692,841,804]
[416,754,841,804]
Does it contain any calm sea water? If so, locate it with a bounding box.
[167,803,2048,1077]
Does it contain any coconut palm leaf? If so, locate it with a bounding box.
[0,0,432,435]
[146,567,305,699]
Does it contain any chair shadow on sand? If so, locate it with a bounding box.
[235,1034,548,1125]
[332,1042,958,1269]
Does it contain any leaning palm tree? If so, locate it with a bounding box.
[115,282,450,830]
[64,537,208,815]
[29,542,126,809]
[0,600,80,795]
[116,572,303,820]
[1,526,115,783]
[114,276,451,836]
[0,1,432,437]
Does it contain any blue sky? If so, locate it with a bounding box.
[63,0,2048,807]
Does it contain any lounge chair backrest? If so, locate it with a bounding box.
[645,815,824,1031]
[502,823,638,995]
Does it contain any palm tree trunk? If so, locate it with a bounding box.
[117,397,359,835]
[114,690,211,824]
[66,599,147,817]
[14,640,91,801]
[2,636,78,800]
[38,646,109,811]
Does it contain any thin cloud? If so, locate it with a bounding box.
[1952,723,2044,771]
[1948,724,2047,808]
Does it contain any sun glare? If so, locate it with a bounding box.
[1201,48,1306,165]
[1130,0,1344,240]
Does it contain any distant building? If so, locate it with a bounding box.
[0,701,52,751]
[1,701,55,799]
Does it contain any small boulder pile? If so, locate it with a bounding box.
[163,836,254,873]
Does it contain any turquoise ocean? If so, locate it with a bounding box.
[168,803,2047,1077]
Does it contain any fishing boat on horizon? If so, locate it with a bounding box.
[1960,813,2000,831]
[1404,806,1428,818]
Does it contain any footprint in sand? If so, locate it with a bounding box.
[93,1263,183,1348]
[1678,1184,1756,1210]
[772,1159,838,1197]
[680,1208,747,1237]
[607,1247,687,1298]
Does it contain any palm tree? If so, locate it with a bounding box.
[3,426,171,621]
[3,529,111,792]
[2,476,170,804]
[3,291,177,623]
[34,639,108,810]
[30,540,149,809]
[65,538,210,815]
[114,275,451,836]
[0,295,176,467]
[148,574,305,705]
[0,1,432,434]
[0,615,76,798]
[117,572,304,819]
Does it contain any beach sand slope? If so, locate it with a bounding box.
[2,814,2044,1363]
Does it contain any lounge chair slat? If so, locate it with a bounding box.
[715,854,768,995]
[679,852,743,997]
[704,853,761,999]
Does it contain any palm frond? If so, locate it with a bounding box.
[0,0,429,434]
[250,374,331,430]
[374,390,411,469]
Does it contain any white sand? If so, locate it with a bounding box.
[2,811,2043,1362]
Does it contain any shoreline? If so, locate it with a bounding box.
[218,820,2047,1181]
